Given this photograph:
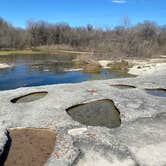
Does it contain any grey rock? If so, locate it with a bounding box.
[0,73,165,165]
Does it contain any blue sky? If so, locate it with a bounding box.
[0,0,166,28]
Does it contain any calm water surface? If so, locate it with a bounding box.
[67,99,121,128]
[0,54,132,90]
[145,89,166,98]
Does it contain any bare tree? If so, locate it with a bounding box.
[0,17,166,58]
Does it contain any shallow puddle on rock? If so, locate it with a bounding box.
[145,89,166,97]
[66,99,121,128]
[1,128,56,166]
[110,84,136,89]
[11,91,48,103]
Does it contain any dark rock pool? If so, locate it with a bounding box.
[10,91,48,103]
[145,88,166,98]
[66,99,121,128]
[0,54,133,90]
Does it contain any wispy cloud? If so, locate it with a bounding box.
[112,0,127,4]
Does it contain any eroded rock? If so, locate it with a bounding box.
[10,91,48,103]
[110,84,136,89]
[66,99,121,129]
[0,73,165,165]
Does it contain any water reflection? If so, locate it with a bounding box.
[0,54,133,90]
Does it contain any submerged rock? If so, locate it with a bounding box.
[66,99,121,129]
[10,91,48,103]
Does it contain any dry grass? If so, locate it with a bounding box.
[108,60,132,72]
[37,45,91,55]
[83,63,101,73]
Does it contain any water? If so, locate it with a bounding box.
[66,99,121,128]
[10,91,48,103]
[0,54,132,91]
[110,84,136,89]
[145,89,166,98]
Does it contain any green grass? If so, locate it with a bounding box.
[0,44,92,57]
[0,50,42,56]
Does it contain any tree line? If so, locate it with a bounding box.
[0,17,166,57]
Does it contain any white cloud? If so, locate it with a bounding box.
[112,0,127,4]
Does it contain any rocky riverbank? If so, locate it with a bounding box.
[98,57,166,76]
[128,58,166,76]
[0,71,166,165]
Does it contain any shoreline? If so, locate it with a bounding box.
[0,50,166,76]
[0,49,91,56]
[128,58,166,76]
[98,58,166,76]
[0,50,42,56]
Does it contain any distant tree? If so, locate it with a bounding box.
[121,15,131,28]
[87,24,93,31]
[136,21,158,41]
[0,17,166,58]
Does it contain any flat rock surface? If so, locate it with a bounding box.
[128,58,166,76]
[0,72,166,166]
